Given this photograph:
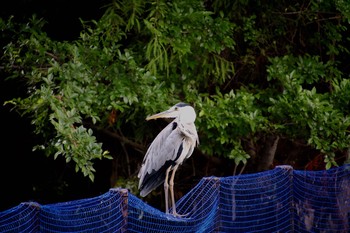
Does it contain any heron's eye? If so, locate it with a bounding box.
[175,107,178,111]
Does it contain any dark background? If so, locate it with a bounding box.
[0,0,111,211]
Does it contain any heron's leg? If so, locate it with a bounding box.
[169,164,179,215]
[164,166,172,214]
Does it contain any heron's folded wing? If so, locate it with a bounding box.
[142,121,183,175]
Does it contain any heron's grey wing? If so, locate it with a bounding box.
[138,121,184,196]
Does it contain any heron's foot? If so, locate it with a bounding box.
[170,211,189,218]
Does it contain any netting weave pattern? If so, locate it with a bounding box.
[1,165,349,232]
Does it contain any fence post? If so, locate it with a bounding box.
[109,188,129,233]
[21,202,41,232]
[201,176,221,233]
[275,165,294,231]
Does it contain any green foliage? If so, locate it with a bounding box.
[1,0,235,180]
[267,55,350,168]
[196,89,266,165]
[2,0,350,181]
[336,0,350,22]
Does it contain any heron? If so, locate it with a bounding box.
[138,102,199,216]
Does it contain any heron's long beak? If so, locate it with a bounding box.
[146,110,176,121]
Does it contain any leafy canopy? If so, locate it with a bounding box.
[1,0,350,180]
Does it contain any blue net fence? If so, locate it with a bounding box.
[1,165,350,232]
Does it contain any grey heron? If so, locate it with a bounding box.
[138,102,199,216]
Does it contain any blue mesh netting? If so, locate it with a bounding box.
[1,165,349,232]
[0,202,39,232]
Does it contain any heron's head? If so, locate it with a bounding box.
[146,102,196,123]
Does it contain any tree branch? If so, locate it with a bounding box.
[87,123,146,153]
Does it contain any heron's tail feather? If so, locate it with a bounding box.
[139,161,174,197]
[139,172,165,197]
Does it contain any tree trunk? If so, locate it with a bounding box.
[257,135,280,171]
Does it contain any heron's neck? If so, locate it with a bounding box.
[178,107,196,124]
